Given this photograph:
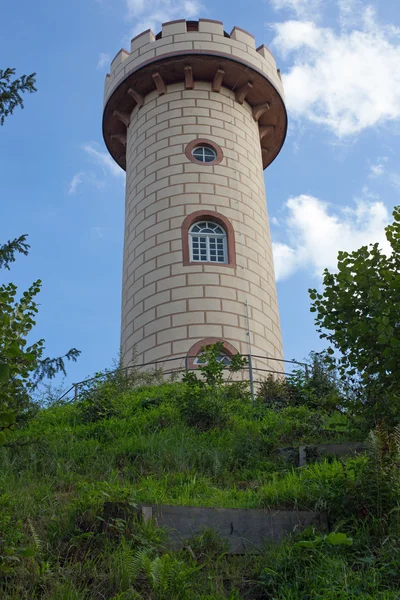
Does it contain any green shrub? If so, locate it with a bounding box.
[179,344,249,431]
[258,352,345,414]
[77,361,163,423]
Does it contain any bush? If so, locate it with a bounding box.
[258,352,345,414]
[77,360,163,423]
[179,343,249,431]
[257,375,292,410]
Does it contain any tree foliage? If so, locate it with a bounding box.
[0,68,37,125]
[309,205,400,427]
[0,235,80,444]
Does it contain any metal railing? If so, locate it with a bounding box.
[59,354,309,403]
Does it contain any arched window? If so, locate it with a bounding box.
[181,210,236,268]
[193,352,231,366]
[189,221,228,263]
[187,338,239,369]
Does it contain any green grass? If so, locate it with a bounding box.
[1,379,399,599]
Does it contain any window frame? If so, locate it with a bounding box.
[193,352,231,366]
[181,210,236,268]
[185,138,223,166]
[189,220,228,264]
[191,145,218,163]
[187,338,239,370]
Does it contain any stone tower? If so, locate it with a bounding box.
[102,19,287,372]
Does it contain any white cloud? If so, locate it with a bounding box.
[270,0,321,19]
[272,8,400,136]
[90,226,107,240]
[370,163,385,178]
[337,0,363,29]
[272,194,391,281]
[68,170,106,195]
[127,0,202,38]
[369,157,388,178]
[97,52,111,69]
[68,144,123,195]
[273,242,297,280]
[68,172,86,195]
[82,143,125,178]
[389,173,400,190]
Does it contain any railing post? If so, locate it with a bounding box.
[245,299,255,403]
[248,354,255,403]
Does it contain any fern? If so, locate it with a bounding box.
[130,548,152,581]
[394,424,400,456]
[27,517,43,553]
[364,424,400,523]
[121,549,196,599]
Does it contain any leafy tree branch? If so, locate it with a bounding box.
[0,236,80,444]
[309,205,400,428]
[0,68,37,125]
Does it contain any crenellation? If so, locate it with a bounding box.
[162,19,187,36]
[220,34,248,53]
[131,29,156,52]
[149,35,173,50]
[110,48,129,71]
[257,44,275,62]
[198,19,224,35]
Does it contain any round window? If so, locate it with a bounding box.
[192,145,217,163]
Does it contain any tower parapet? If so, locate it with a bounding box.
[102,19,287,372]
[103,19,286,172]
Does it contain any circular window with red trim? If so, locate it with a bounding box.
[185,139,223,166]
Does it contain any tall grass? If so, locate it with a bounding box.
[0,379,399,598]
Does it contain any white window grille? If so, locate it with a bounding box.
[189,221,228,263]
[192,145,217,163]
[193,352,231,366]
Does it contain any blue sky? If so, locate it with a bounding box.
[1,0,400,388]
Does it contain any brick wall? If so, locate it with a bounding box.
[121,80,283,370]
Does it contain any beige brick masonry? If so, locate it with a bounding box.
[119,78,283,370]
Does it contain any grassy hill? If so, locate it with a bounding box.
[1,365,399,599]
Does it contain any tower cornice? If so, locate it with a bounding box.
[102,19,287,172]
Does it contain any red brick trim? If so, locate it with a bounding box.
[181,210,236,268]
[185,138,223,166]
[187,337,238,368]
[199,18,224,25]
[163,19,186,26]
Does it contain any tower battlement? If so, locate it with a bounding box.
[103,19,286,172]
[105,19,281,97]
